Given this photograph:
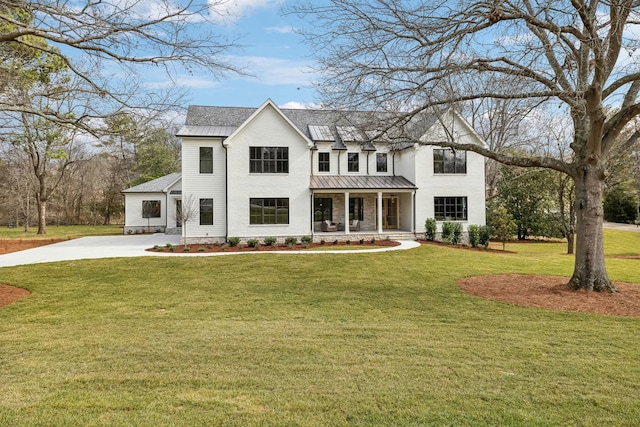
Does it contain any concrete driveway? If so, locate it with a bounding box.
[603,221,640,233]
[0,234,181,268]
[0,233,421,268]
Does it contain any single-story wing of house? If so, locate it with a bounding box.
[123,99,487,243]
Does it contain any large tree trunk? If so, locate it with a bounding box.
[568,162,615,292]
[36,177,47,235]
[36,198,47,235]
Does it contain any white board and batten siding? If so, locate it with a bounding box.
[181,137,227,241]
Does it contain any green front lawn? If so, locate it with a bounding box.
[0,229,639,426]
[0,224,122,239]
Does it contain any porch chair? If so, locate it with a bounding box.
[322,219,337,232]
[350,219,360,231]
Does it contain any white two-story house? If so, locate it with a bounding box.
[123,99,487,243]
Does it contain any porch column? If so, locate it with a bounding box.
[377,192,383,233]
[412,191,416,232]
[344,192,350,234]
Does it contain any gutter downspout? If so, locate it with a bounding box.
[413,191,417,235]
[392,152,396,176]
[222,140,229,242]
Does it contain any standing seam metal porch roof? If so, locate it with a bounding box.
[310,175,417,190]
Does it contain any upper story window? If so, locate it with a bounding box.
[199,147,213,174]
[142,200,161,218]
[376,153,388,173]
[250,147,289,173]
[347,152,359,172]
[434,149,466,174]
[318,152,330,172]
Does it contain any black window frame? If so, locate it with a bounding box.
[314,197,333,221]
[199,147,213,174]
[142,200,161,218]
[347,152,359,172]
[433,149,467,174]
[249,147,289,173]
[349,197,364,221]
[200,198,214,225]
[434,196,468,221]
[318,152,330,172]
[376,152,388,173]
[250,198,290,224]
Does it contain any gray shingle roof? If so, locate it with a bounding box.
[122,173,181,193]
[310,175,417,190]
[177,104,437,145]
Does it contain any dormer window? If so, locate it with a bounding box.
[318,152,330,172]
[376,153,388,172]
[347,152,359,172]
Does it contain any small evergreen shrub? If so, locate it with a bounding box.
[247,239,259,248]
[441,221,454,244]
[468,225,480,248]
[264,236,277,246]
[359,239,364,244]
[197,247,205,252]
[451,222,463,245]
[227,237,240,247]
[285,236,298,247]
[320,239,325,245]
[346,240,351,245]
[183,246,190,252]
[333,240,339,245]
[424,218,437,241]
[370,238,376,244]
[301,235,313,245]
[479,225,491,248]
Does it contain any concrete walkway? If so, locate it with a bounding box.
[0,234,421,268]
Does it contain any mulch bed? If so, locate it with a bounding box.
[458,274,640,317]
[0,238,65,255]
[0,284,30,308]
[148,239,400,253]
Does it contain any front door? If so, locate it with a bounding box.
[383,197,398,229]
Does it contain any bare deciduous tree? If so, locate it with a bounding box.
[1,0,242,132]
[291,0,640,292]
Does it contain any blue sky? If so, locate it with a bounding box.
[173,0,319,109]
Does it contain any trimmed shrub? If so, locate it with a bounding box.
[227,236,240,247]
[264,236,277,246]
[441,221,454,244]
[424,218,437,241]
[284,236,298,247]
[451,222,463,245]
[468,225,480,248]
[247,239,259,248]
[301,235,313,245]
[479,225,491,248]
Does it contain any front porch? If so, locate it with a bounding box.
[311,229,417,242]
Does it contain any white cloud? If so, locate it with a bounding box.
[265,25,296,34]
[237,55,316,86]
[279,101,321,109]
[144,76,219,89]
[208,0,283,23]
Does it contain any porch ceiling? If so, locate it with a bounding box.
[310,175,417,190]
